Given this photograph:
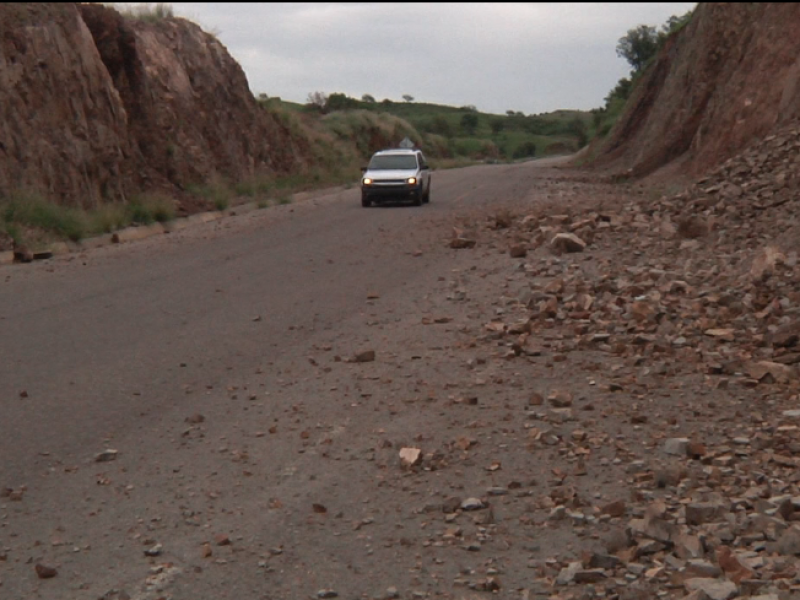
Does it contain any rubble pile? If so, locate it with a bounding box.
[441,125,800,598]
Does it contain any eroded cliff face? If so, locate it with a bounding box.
[591,2,800,180]
[0,4,134,208]
[0,3,310,214]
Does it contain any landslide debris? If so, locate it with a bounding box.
[421,118,800,596]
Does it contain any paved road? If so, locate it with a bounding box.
[0,157,569,599]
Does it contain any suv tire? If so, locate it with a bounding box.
[362,193,372,208]
[423,184,431,204]
[412,191,423,207]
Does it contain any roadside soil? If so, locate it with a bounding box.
[2,158,799,600]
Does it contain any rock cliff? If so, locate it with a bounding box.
[590,2,800,181]
[0,3,309,214]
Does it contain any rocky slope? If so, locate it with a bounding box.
[0,3,309,214]
[590,2,800,182]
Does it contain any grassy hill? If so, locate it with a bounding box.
[259,93,592,165]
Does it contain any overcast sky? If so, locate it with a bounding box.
[161,2,696,116]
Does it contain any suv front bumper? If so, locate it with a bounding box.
[362,183,422,200]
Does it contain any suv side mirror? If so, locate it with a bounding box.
[360,166,368,173]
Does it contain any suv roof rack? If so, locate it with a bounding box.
[376,147,417,154]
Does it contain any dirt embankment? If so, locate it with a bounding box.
[0,3,310,214]
[589,2,800,182]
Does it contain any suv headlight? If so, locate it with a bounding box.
[406,177,417,185]
[362,178,373,185]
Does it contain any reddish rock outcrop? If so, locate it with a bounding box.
[590,2,800,181]
[0,3,310,215]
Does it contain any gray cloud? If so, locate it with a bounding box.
[165,2,696,115]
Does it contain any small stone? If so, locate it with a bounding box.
[450,235,476,249]
[588,553,622,569]
[94,449,119,462]
[353,350,376,363]
[772,322,800,348]
[144,543,162,557]
[547,390,573,407]
[771,526,800,556]
[509,244,527,258]
[556,561,582,585]
[664,437,690,456]
[399,447,422,467]
[685,502,726,526]
[35,563,58,579]
[600,499,626,517]
[551,233,586,253]
[685,560,721,578]
[214,533,231,546]
[686,441,707,458]
[317,590,338,599]
[684,578,738,600]
[460,498,485,511]
[677,216,709,239]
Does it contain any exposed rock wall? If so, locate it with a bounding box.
[0,3,310,214]
[591,2,800,180]
[0,3,134,208]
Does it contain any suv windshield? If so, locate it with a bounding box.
[368,154,418,170]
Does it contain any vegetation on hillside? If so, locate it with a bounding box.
[105,2,174,20]
[262,91,591,165]
[588,8,695,144]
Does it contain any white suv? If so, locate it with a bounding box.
[360,148,431,207]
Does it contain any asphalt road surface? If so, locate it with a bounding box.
[1,157,572,600]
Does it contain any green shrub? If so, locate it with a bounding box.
[127,193,176,225]
[88,203,129,234]
[512,141,537,159]
[1,191,85,242]
[116,2,174,20]
[187,177,232,211]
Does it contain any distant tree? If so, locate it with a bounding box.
[460,105,477,112]
[659,9,694,40]
[523,115,547,135]
[428,115,452,137]
[402,94,415,102]
[616,24,659,73]
[512,141,536,159]
[361,93,376,103]
[460,113,479,135]
[567,116,588,147]
[257,92,268,101]
[490,118,504,135]
[506,110,516,117]
[604,77,632,109]
[590,107,605,130]
[325,92,359,112]
[306,91,328,112]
